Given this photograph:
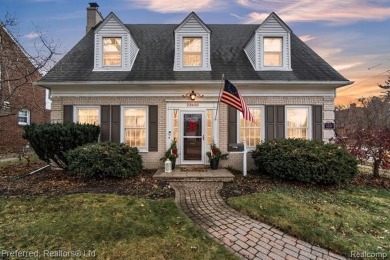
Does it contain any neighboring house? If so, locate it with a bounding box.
[0,25,49,154]
[36,3,351,169]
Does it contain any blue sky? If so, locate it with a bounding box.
[2,0,390,105]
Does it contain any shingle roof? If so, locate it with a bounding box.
[40,24,348,83]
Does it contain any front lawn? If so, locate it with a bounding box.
[228,184,390,256]
[0,194,237,259]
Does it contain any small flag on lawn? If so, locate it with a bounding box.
[220,79,255,123]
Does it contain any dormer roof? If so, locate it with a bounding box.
[95,12,130,34]
[174,12,211,34]
[256,12,292,33]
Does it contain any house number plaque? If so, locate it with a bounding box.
[187,103,199,107]
[324,122,335,129]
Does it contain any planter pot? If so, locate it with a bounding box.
[210,159,219,170]
[170,159,176,170]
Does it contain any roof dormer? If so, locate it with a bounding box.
[244,12,292,71]
[174,12,211,71]
[93,12,139,71]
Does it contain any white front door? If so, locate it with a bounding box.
[181,112,205,164]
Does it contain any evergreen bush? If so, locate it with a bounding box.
[23,122,100,169]
[252,139,357,184]
[66,142,143,179]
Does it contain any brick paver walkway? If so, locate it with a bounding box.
[171,181,346,260]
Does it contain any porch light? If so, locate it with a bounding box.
[182,90,204,101]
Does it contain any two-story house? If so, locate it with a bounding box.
[37,3,351,169]
[0,25,49,154]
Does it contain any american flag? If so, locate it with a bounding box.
[220,79,255,123]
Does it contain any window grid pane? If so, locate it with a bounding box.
[183,37,202,66]
[173,109,180,149]
[287,107,309,139]
[240,108,261,147]
[77,108,99,125]
[18,110,29,124]
[264,37,282,66]
[206,110,213,145]
[103,37,121,66]
[124,108,147,147]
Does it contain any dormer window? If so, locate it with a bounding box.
[264,37,282,67]
[174,12,211,71]
[183,37,202,67]
[103,37,121,66]
[244,12,292,71]
[93,12,139,72]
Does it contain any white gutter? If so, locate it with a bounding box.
[35,80,353,87]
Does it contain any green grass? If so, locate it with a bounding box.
[0,194,237,259]
[228,185,390,256]
[0,154,40,168]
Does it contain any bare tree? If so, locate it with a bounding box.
[0,14,59,118]
[335,96,390,177]
[378,74,390,98]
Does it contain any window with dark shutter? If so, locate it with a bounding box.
[100,106,110,142]
[312,105,323,141]
[63,105,73,123]
[148,105,158,151]
[111,106,120,143]
[265,105,285,140]
[227,106,237,151]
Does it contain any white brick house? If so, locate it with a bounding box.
[37,3,351,169]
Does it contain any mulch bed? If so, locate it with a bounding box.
[1,161,389,200]
[0,161,174,199]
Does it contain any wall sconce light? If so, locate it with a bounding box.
[182,90,204,101]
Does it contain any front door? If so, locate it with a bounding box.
[181,112,205,164]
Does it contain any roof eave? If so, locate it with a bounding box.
[36,80,353,87]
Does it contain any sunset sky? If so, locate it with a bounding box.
[2,0,390,105]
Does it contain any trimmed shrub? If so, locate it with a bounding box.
[66,142,143,179]
[23,123,100,169]
[252,139,358,185]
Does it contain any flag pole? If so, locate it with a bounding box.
[215,74,225,121]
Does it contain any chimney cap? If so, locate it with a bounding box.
[89,2,99,8]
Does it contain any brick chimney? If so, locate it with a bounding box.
[86,3,103,34]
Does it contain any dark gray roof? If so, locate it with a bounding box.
[40,24,348,83]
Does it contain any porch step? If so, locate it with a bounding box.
[153,167,234,182]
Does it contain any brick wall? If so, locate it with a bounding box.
[0,26,50,154]
[51,95,335,170]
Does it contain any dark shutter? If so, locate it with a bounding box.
[100,106,110,142]
[265,106,275,140]
[276,106,285,139]
[312,105,323,140]
[265,105,285,140]
[227,106,237,151]
[63,105,73,123]
[111,106,120,143]
[148,105,158,151]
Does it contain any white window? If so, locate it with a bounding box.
[123,107,148,151]
[286,106,311,139]
[264,37,283,67]
[206,110,214,145]
[103,37,122,66]
[75,107,100,125]
[18,109,30,125]
[183,37,202,67]
[238,107,264,148]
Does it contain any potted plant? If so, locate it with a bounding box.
[206,141,228,170]
[160,138,179,169]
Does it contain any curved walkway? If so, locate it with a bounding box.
[170,182,346,260]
